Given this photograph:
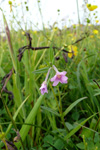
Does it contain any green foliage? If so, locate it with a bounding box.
[42,135,65,150]
[0,3,100,149]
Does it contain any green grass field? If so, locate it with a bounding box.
[0,1,100,150]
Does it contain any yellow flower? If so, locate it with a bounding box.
[68,45,78,58]
[86,4,98,11]
[95,20,99,23]
[90,35,94,38]
[22,31,25,35]
[33,30,37,34]
[93,29,98,34]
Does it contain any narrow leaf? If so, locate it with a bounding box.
[33,67,49,74]
[3,13,17,72]
[63,97,87,117]
[41,106,60,117]
[64,113,97,140]
[5,95,30,136]
[16,95,44,148]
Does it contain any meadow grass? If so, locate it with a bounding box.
[0,2,100,150]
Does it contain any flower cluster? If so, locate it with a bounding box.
[40,65,68,95]
[68,45,78,58]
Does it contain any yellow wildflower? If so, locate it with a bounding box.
[86,4,98,11]
[22,31,25,35]
[68,45,78,58]
[33,30,37,34]
[90,35,94,38]
[93,29,98,34]
[95,20,99,23]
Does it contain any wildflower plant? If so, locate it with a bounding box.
[40,67,51,95]
[86,4,98,11]
[51,65,68,86]
[40,65,68,95]
[93,29,98,35]
[40,81,48,95]
[1,1,100,149]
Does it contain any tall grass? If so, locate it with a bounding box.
[0,1,100,150]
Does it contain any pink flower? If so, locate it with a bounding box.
[50,66,68,86]
[40,82,48,95]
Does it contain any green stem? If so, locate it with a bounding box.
[76,0,80,24]
[50,83,68,132]
[57,87,69,132]
[49,83,60,113]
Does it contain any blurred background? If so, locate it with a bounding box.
[0,0,100,32]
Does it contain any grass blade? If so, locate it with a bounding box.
[16,95,44,148]
[5,95,30,136]
[64,113,97,140]
[3,13,17,72]
[63,97,87,117]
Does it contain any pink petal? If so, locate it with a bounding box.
[58,71,67,76]
[50,75,57,82]
[61,76,68,83]
[40,82,48,95]
[40,84,45,90]
[52,80,59,86]
[41,90,44,95]
[51,70,68,86]
[41,88,48,95]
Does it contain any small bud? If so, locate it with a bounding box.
[8,1,12,5]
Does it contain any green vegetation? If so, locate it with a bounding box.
[0,1,100,150]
